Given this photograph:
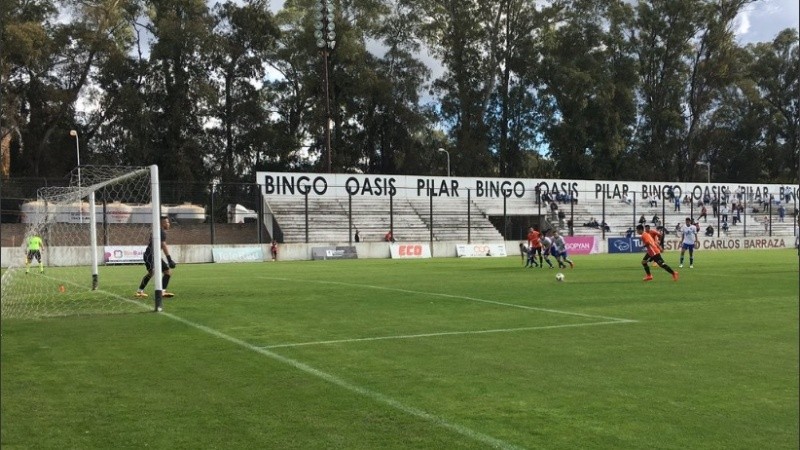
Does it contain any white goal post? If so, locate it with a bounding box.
[1,165,166,318]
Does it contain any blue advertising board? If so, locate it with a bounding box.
[607,237,646,254]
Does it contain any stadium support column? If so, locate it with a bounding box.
[743,195,747,237]
[768,201,772,236]
[348,193,353,245]
[389,193,394,238]
[662,191,667,236]
[304,192,309,244]
[467,188,471,244]
[570,194,574,237]
[210,182,216,245]
[429,188,434,256]
[503,195,507,240]
[602,186,606,240]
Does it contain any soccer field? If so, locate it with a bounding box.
[2,249,798,449]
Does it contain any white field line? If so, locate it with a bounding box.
[263,320,635,349]
[257,276,637,323]
[75,286,526,450]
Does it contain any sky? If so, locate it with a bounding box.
[732,0,799,44]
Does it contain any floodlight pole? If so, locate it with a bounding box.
[437,148,450,177]
[70,130,82,223]
[696,161,710,184]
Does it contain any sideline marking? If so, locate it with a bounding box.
[85,287,526,450]
[262,320,635,349]
[258,276,637,323]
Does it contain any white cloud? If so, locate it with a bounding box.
[734,0,799,44]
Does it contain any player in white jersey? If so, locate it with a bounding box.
[539,232,555,268]
[549,230,574,269]
[679,217,698,268]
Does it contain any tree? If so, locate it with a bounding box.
[208,0,279,183]
[537,0,637,180]
[2,0,135,177]
[746,29,800,183]
[144,0,215,189]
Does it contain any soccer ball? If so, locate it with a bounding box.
[555,272,565,282]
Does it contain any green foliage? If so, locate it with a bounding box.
[1,0,797,185]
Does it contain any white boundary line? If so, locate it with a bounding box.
[257,276,637,322]
[72,287,526,450]
[263,320,634,349]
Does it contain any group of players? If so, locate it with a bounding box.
[522,228,575,270]
[522,216,700,282]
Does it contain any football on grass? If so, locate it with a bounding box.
[556,272,565,282]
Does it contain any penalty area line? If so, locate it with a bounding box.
[257,276,637,323]
[261,320,636,349]
[89,287,524,450]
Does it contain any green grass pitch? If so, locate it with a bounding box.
[2,249,798,449]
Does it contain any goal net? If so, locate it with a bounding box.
[1,165,165,319]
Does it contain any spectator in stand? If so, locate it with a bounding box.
[649,198,658,207]
[549,201,559,221]
[683,194,691,205]
[762,216,770,231]
[705,225,714,237]
[626,227,634,238]
[732,206,741,225]
[585,217,600,228]
[271,240,278,261]
[720,204,728,223]
[639,214,647,225]
[652,214,660,226]
[778,204,786,222]
[698,204,708,222]
[674,196,681,212]
[385,231,395,242]
[711,195,719,218]
[601,220,610,232]
[722,220,729,232]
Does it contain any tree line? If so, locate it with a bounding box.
[1,0,798,189]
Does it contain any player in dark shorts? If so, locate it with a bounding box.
[136,217,177,310]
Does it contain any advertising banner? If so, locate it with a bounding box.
[257,171,796,206]
[607,238,646,254]
[212,246,265,263]
[564,236,599,254]
[104,245,146,264]
[390,243,432,259]
[311,246,358,260]
[456,243,508,257]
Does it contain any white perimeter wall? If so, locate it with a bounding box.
[2,236,795,268]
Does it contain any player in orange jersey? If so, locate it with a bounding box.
[527,227,544,268]
[637,224,678,282]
